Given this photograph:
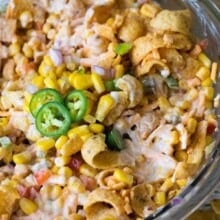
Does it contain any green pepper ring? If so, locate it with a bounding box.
[30,88,63,117]
[64,90,88,122]
[36,101,72,138]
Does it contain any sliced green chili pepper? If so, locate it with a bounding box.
[65,90,88,122]
[104,80,119,92]
[165,75,179,89]
[106,128,125,151]
[115,43,132,56]
[36,102,71,138]
[30,88,63,117]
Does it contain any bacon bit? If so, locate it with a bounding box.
[21,62,36,76]
[198,39,209,50]
[17,185,40,200]
[68,155,83,172]
[211,62,218,83]
[80,175,97,191]
[207,123,216,135]
[190,44,202,58]
[35,22,43,31]
[34,169,52,186]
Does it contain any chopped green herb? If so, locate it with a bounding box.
[115,43,132,56]
[166,75,179,89]
[0,136,11,148]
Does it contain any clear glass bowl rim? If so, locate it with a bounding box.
[145,0,220,219]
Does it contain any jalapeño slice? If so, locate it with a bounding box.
[106,128,125,151]
[65,90,88,122]
[30,88,63,117]
[36,102,71,138]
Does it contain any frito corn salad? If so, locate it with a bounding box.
[0,0,219,219]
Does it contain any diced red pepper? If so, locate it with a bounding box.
[68,155,83,172]
[17,185,40,200]
[198,39,208,50]
[207,123,216,135]
[34,169,52,186]
[80,175,97,191]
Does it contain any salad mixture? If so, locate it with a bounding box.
[0,0,219,219]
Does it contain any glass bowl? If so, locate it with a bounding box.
[145,0,220,219]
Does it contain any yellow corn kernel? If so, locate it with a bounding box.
[160,178,173,192]
[206,101,212,110]
[55,135,68,150]
[158,96,171,112]
[81,133,93,142]
[95,94,115,122]
[13,151,32,164]
[79,163,98,177]
[23,92,32,112]
[68,125,90,139]
[66,62,77,71]
[58,166,73,178]
[203,87,214,100]
[176,179,187,188]
[32,75,44,89]
[206,135,213,145]
[56,64,66,77]
[89,123,104,133]
[211,62,218,83]
[68,73,77,86]
[187,117,198,133]
[108,42,117,52]
[44,77,59,90]
[202,77,212,87]
[42,23,52,34]
[198,53,211,69]
[106,17,114,26]
[171,130,179,145]
[60,136,83,156]
[175,150,188,162]
[22,43,33,58]
[44,55,54,67]
[185,88,199,101]
[19,198,38,215]
[83,114,96,124]
[113,169,133,186]
[36,138,55,151]
[54,156,71,167]
[196,66,210,81]
[140,3,160,18]
[154,192,166,206]
[19,11,33,28]
[38,62,53,77]
[91,73,105,94]
[0,117,8,127]
[9,42,21,56]
[47,13,59,25]
[57,78,70,93]
[51,165,59,174]
[69,181,86,193]
[40,185,51,200]
[73,74,93,90]
[115,64,125,79]
[50,185,62,200]
[178,100,190,110]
